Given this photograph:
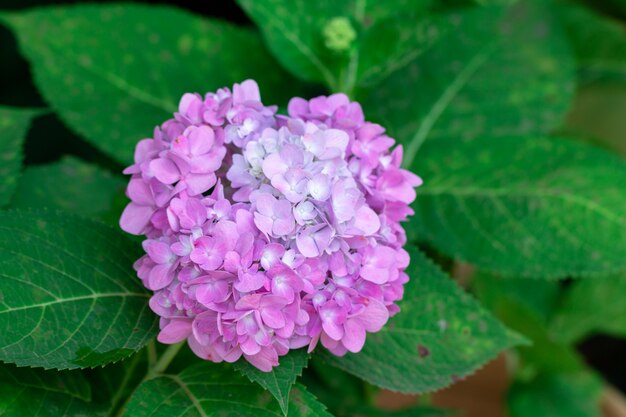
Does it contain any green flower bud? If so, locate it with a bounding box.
[322,17,357,53]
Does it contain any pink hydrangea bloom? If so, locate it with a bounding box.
[120,80,422,372]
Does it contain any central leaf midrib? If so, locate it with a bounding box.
[403,40,500,168]
[164,374,286,417]
[0,292,150,314]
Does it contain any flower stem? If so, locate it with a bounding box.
[147,341,184,378]
[112,342,185,417]
[146,339,157,368]
[107,353,143,417]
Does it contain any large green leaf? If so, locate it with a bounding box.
[0,106,40,207]
[84,348,149,414]
[320,247,524,393]
[410,136,626,278]
[507,371,603,417]
[0,363,106,417]
[559,5,626,156]
[472,273,582,373]
[555,3,626,82]
[123,363,333,417]
[0,4,305,165]
[235,348,309,416]
[0,210,157,369]
[550,273,626,344]
[302,357,367,417]
[471,273,559,322]
[305,358,450,417]
[360,3,574,164]
[236,0,440,91]
[11,156,125,219]
[0,363,91,401]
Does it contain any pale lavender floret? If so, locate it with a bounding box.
[120,80,421,371]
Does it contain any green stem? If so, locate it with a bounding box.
[107,353,143,417]
[112,342,185,417]
[147,341,184,378]
[362,381,378,406]
[147,339,157,368]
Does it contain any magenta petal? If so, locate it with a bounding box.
[234,272,266,292]
[254,193,276,217]
[196,280,229,305]
[187,335,219,362]
[244,347,278,372]
[361,266,389,284]
[320,331,340,350]
[158,320,192,344]
[308,173,331,201]
[354,206,380,235]
[240,337,261,355]
[143,241,173,264]
[262,153,287,179]
[253,213,273,236]
[296,232,319,258]
[357,299,389,332]
[186,173,216,196]
[150,158,180,184]
[260,244,285,270]
[322,319,344,341]
[127,178,154,205]
[233,79,261,104]
[261,307,286,329]
[272,216,295,236]
[342,319,366,353]
[148,264,174,290]
[188,125,215,155]
[287,97,308,117]
[119,203,153,235]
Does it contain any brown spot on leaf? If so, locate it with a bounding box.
[417,344,430,358]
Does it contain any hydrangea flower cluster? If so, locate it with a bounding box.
[120,80,422,371]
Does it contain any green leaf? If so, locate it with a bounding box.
[0,209,157,370]
[472,273,582,373]
[360,3,574,164]
[235,348,309,416]
[508,371,603,417]
[410,136,626,278]
[123,362,333,417]
[320,247,524,393]
[550,273,626,344]
[236,0,441,91]
[471,273,560,323]
[1,4,305,165]
[0,362,91,401]
[11,156,125,220]
[84,350,149,417]
[555,2,626,82]
[302,356,367,416]
[0,363,106,417]
[559,5,626,156]
[0,106,40,207]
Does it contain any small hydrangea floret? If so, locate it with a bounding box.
[120,80,422,371]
